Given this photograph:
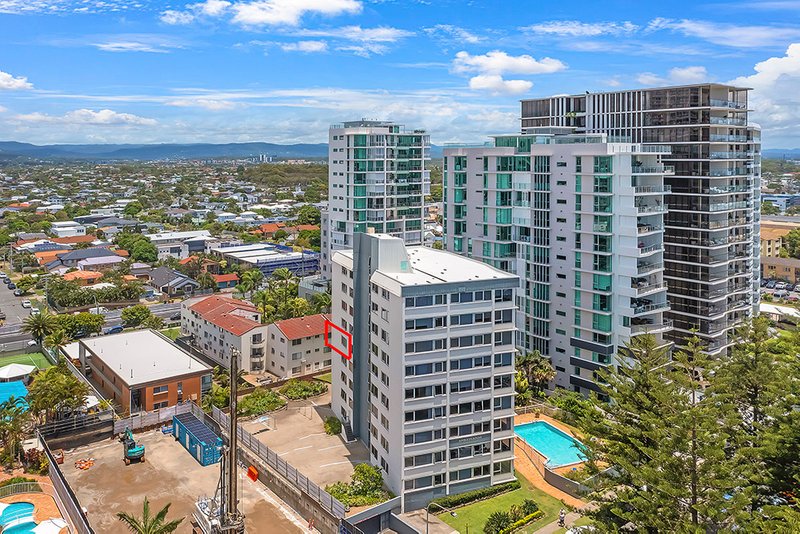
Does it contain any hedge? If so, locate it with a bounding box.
[428,480,521,510]
[279,379,328,400]
[498,510,545,534]
[324,416,342,435]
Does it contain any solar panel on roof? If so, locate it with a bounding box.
[174,412,220,444]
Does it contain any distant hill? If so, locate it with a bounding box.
[0,141,329,161]
[763,148,800,159]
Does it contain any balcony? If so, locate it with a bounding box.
[709,99,747,110]
[638,243,661,256]
[635,185,672,194]
[592,223,612,233]
[638,262,664,275]
[637,224,664,234]
[710,151,754,160]
[710,117,747,126]
[709,167,749,177]
[637,204,667,215]
[632,165,675,175]
[709,134,749,143]
[631,301,670,315]
[632,281,668,296]
[630,320,673,334]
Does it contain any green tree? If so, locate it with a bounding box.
[783,227,800,258]
[130,240,157,263]
[483,511,511,534]
[141,314,165,330]
[196,272,217,290]
[294,205,321,226]
[761,201,781,215]
[311,292,331,314]
[116,497,184,534]
[0,398,31,467]
[515,350,555,396]
[27,365,90,423]
[121,304,153,328]
[44,329,71,353]
[15,275,37,294]
[123,201,143,217]
[22,311,58,345]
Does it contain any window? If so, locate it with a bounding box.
[153,401,169,409]
[153,385,169,394]
[405,362,445,376]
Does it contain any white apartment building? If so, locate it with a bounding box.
[181,295,267,373]
[520,84,760,355]
[443,132,671,395]
[321,120,431,279]
[331,233,518,510]
[266,314,332,378]
[147,230,217,260]
[51,221,87,238]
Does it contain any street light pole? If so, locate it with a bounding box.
[426,502,457,534]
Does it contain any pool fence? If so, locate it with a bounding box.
[514,435,590,500]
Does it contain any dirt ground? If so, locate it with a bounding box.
[61,429,305,534]
[240,390,370,489]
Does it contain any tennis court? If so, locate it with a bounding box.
[0,352,52,370]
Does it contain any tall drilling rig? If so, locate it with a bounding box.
[195,348,246,533]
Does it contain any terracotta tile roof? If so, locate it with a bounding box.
[274,314,328,341]
[34,249,70,264]
[63,270,104,281]
[212,273,239,283]
[53,235,96,245]
[189,295,261,336]
[179,256,219,266]
[255,223,284,234]
[115,249,129,257]
[123,275,138,282]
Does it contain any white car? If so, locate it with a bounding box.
[30,308,41,316]
[21,300,31,308]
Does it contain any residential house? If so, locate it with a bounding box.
[77,255,127,272]
[147,267,200,297]
[181,295,267,372]
[212,273,239,290]
[63,270,104,286]
[50,221,87,238]
[266,314,331,378]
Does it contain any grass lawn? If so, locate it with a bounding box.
[439,474,564,534]
[160,327,181,341]
[553,515,592,534]
[0,352,53,370]
[316,372,332,383]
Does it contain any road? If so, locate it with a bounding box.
[0,301,183,347]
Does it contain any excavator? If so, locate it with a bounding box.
[121,427,145,465]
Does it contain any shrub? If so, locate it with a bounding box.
[428,480,521,510]
[498,511,544,534]
[279,379,327,400]
[484,511,511,534]
[325,463,391,507]
[508,504,524,522]
[238,388,286,416]
[0,476,37,488]
[324,416,342,435]
[520,499,538,516]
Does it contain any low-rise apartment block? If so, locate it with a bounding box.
[181,295,267,373]
[75,330,211,414]
[331,233,518,510]
[266,314,331,378]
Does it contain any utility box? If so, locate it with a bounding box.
[173,412,222,466]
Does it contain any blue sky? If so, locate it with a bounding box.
[0,0,799,147]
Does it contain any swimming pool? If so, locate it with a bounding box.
[515,421,586,467]
[0,502,36,534]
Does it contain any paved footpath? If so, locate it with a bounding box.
[534,511,582,534]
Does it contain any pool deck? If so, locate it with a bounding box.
[513,413,587,509]
[0,471,67,532]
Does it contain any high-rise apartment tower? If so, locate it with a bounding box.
[520,85,761,355]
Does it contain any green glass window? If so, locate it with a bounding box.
[575,175,581,192]
[353,134,367,147]
[453,237,464,252]
[592,274,612,291]
[496,208,512,224]
[592,314,612,332]
[353,198,366,209]
[593,156,612,173]
[574,272,581,288]
[496,174,512,189]
[575,156,582,172]
[593,197,612,213]
[594,175,612,193]
[593,215,611,233]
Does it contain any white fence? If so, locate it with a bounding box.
[112,402,192,435]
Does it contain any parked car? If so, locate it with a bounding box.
[761,278,771,287]
[766,280,777,289]
[104,325,124,335]
[774,289,790,299]
[12,289,23,296]
[6,283,15,290]
[775,282,788,290]
[21,300,31,308]
[0,311,6,320]
[169,312,181,321]
[29,308,41,316]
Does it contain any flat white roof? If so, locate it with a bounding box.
[146,230,211,243]
[80,329,210,387]
[211,243,305,264]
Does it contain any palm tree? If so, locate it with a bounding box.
[251,290,275,323]
[44,329,71,354]
[0,399,31,467]
[242,269,264,292]
[516,350,555,396]
[311,292,332,314]
[116,497,184,534]
[22,311,58,346]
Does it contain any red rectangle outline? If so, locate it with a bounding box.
[324,319,353,361]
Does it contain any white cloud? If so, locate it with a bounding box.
[0,105,7,112]
[160,10,196,25]
[14,109,157,126]
[280,40,328,52]
[166,99,239,110]
[453,50,566,75]
[523,20,638,37]
[424,24,483,44]
[292,25,412,56]
[468,74,532,95]
[0,69,33,90]
[0,1,137,15]
[636,65,709,86]
[731,43,800,144]
[195,0,231,16]
[647,18,800,48]
[232,0,361,26]
[93,41,177,53]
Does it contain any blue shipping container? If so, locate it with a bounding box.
[173,412,223,466]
